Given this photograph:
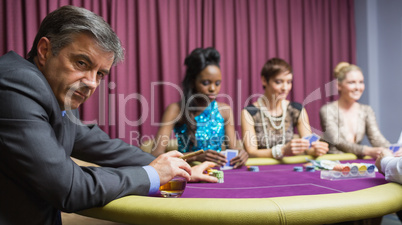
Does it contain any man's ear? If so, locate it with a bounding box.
[36,37,51,67]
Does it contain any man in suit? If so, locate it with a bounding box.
[0,5,216,225]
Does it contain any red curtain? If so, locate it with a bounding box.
[0,0,356,145]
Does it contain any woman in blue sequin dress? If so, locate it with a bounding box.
[152,47,248,168]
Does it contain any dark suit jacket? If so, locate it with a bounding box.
[0,51,156,225]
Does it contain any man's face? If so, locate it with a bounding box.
[39,33,114,110]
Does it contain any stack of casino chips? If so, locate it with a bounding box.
[332,163,376,176]
[247,166,259,172]
[293,160,377,176]
[305,165,315,172]
[293,166,303,172]
[363,163,376,174]
[208,169,224,183]
[333,164,351,175]
[293,165,315,172]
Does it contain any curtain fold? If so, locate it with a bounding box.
[0,0,356,144]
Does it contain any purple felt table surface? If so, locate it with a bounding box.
[182,159,388,198]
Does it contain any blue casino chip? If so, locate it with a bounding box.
[305,166,315,172]
[248,166,259,172]
[293,166,303,172]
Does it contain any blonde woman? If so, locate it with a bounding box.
[320,62,390,158]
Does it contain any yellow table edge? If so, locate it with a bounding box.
[78,154,402,225]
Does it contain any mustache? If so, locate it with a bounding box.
[72,83,91,96]
[65,82,91,100]
[75,87,91,98]
[63,82,92,111]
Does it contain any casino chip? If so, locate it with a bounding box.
[305,165,315,172]
[211,170,224,183]
[293,166,303,172]
[247,166,259,172]
[365,164,376,174]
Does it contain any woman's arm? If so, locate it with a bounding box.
[218,102,237,149]
[152,103,182,157]
[364,106,391,147]
[358,105,390,158]
[297,108,328,157]
[241,108,273,158]
[296,107,313,138]
[219,102,248,167]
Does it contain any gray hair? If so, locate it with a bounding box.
[28,5,124,65]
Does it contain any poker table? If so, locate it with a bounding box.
[78,154,402,225]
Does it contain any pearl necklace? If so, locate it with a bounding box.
[258,96,287,149]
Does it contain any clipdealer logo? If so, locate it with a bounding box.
[64,79,341,146]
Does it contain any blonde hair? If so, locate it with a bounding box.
[333,62,362,82]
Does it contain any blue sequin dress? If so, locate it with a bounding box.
[174,100,225,153]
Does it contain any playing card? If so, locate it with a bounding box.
[303,133,320,148]
[389,144,402,153]
[220,149,238,170]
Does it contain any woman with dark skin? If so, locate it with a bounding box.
[152,47,248,168]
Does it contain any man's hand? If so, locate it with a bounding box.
[149,151,192,185]
[189,161,218,183]
[375,148,393,175]
[394,148,402,157]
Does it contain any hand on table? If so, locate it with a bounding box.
[187,149,247,169]
[229,149,248,168]
[189,161,218,183]
[149,150,192,185]
[393,149,402,157]
[311,141,329,157]
[194,150,227,167]
[363,147,386,159]
[375,148,394,175]
[283,139,310,156]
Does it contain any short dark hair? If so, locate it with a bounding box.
[28,5,124,65]
[261,58,292,82]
